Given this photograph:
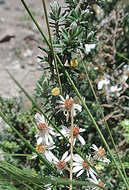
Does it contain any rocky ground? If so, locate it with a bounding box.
[0,0,63,100]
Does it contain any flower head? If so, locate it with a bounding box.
[70,59,78,67]
[123,65,129,78]
[90,144,110,164]
[57,125,85,146]
[88,177,105,190]
[98,76,110,90]
[33,142,55,163]
[51,151,70,174]
[35,113,55,144]
[51,87,60,96]
[73,154,97,179]
[58,95,82,120]
[108,85,122,97]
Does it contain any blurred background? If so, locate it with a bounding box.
[0,0,54,98]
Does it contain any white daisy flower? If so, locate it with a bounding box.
[90,144,110,164]
[57,125,85,146]
[72,154,97,179]
[85,44,96,54]
[58,95,82,121]
[51,151,70,174]
[35,113,55,144]
[87,177,105,190]
[119,75,129,88]
[33,142,55,163]
[98,78,110,90]
[120,75,128,83]
[108,85,122,97]
[123,64,129,78]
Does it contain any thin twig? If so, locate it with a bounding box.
[70,110,74,190]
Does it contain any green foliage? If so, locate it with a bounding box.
[0,0,129,189]
[0,97,36,166]
[121,119,129,143]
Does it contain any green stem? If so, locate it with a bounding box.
[41,0,63,95]
[116,51,129,63]
[20,0,49,47]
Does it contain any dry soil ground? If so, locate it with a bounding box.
[0,0,63,99]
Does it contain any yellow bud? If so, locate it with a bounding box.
[95,164,103,171]
[70,59,78,67]
[51,87,60,96]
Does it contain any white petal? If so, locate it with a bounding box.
[76,169,84,177]
[73,138,76,146]
[89,169,97,181]
[90,144,98,151]
[59,95,65,102]
[35,113,46,124]
[79,128,86,132]
[62,151,68,160]
[35,134,39,139]
[35,113,40,121]
[73,154,83,162]
[37,137,43,145]
[31,153,37,159]
[66,95,69,99]
[48,134,54,144]
[87,177,98,184]
[122,75,128,81]
[45,151,52,163]
[73,162,82,166]
[89,168,97,176]
[77,135,85,145]
[49,151,58,163]
[65,155,70,162]
[45,133,49,144]
[49,130,55,136]
[73,166,83,173]
[98,81,103,90]
[48,144,55,150]
[75,104,82,112]
[101,158,110,163]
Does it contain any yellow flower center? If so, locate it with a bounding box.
[52,87,60,96]
[82,161,90,169]
[70,59,78,67]
[65,98,74,110]
[57,160,66,169]
[94,148,106,157]
[38,123,47,131]
[98,181,104,187]
[114,90,118,94]
[125,71,129,76]
[73,126,80,136]
[36,144,46,153]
